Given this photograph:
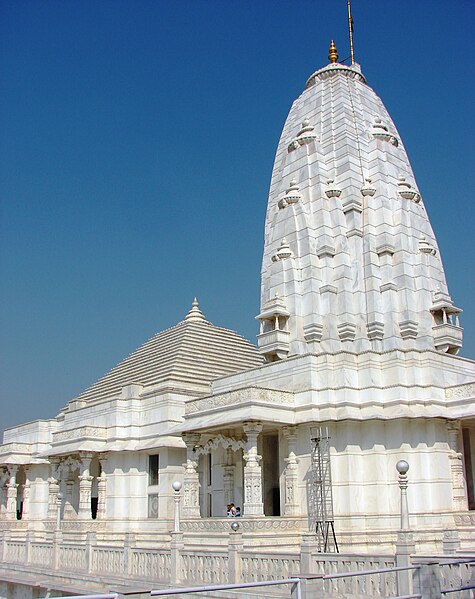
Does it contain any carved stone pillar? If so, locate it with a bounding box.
[282,426,299,516]
[223,448,235,507]
[6,466,18,520]
[96,453,108,520]
[47,459,61,520]
[182,433,201,518]
[242,421,264,517]
[21,471,31,520]
[0,469,9,519]
[78,453,94,519]
[447,420,468,511]
[63,479,76,520]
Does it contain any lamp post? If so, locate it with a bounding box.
[396,460,409,531]
[172,481,182,533]
[229,520,242,583]
[395,460,414,597]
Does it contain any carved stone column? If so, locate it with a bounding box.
[78,453,94,519]
[447,420,468,511]
[6,466,18,520]
[63,479,76,520]
[182,433,201,518]
[21,470,31,520]
[223,448,235,507]
[242,421,264,517]
[0,469,9,519]
[47,459,61,520]
[96,453,108,520]
[282,426,299,516]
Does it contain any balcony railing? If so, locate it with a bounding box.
[432,323,463,354]
[257,329,290,356]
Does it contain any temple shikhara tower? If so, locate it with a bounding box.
[1,37,474,599]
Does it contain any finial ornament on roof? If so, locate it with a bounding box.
[328,40,339,63]
[347,0,355,65]
[185,297,206,322]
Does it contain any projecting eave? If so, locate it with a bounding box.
[0,443,49,465]
[41,434,184,458]
[176,367,475,433]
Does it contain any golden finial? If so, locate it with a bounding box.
[328,40,339,63]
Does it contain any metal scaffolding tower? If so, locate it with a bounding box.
[311,427,339,552]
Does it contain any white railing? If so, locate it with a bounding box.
[5,540,26,563]
[30,541,53,566]
[132,549,171,580]
[92,546,124,574]
[241,551,300,581]
[180,552,229,585]
[1,531,473,599]
[313,554,397,597]
[60,543,87,570]
[438,558,475,596]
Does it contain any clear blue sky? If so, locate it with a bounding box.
[1,0,474,437]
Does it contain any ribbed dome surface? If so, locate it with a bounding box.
[73,317,263,404]
[259,61,462,356]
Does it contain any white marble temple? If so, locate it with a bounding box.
[0,43,474,596]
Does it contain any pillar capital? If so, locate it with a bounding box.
[243,421,263,436]
[182,432,201,447]
[282,425,298,440]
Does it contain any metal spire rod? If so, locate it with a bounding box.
[347,0,355,64]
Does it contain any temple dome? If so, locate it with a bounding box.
[258,55,462,359]
[73,299,263,403]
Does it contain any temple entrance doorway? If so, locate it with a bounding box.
[262,433,280,516]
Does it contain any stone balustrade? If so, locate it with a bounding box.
[0,529,473,598]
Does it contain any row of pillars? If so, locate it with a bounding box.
[182,422,300,518]
[0,466,24,520]
[46,453,107,521]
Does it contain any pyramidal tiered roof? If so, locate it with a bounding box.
[257,43,463,360]
[73,299,263,404]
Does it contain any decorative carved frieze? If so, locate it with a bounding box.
[445,383,475,400]
[181,517,304,532]
[53,427,106,443]
[185,387,294,415]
